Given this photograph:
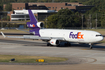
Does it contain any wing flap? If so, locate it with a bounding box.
[23,35,65,40]
[7,36,24,38]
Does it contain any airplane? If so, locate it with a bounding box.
[1,10,104,49]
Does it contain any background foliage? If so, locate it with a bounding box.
[0,0,105,28]
[45,8,83,28]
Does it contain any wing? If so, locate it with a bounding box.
[16,28,34,34]
[1,32,65,41]
[23,35,65,40]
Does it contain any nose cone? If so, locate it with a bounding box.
[101,35,104,41]
[97,35,104,42]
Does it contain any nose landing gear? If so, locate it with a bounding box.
[89,43,93,49]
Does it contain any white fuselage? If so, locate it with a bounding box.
[39,29,104,43]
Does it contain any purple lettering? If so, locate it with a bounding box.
[69,32,73,38]
[69,32,78,39]
[75,34,77,38]
[72,34,75,39]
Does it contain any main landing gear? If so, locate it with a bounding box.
[47,42,71,47]
[64,42,71,47]
[47,43,51,46]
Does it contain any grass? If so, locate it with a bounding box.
[84,29,105,35]
[0,55,67,63]
[100,41,105,43]
[1,29,29,33]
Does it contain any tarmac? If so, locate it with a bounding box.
[0,36,105,70]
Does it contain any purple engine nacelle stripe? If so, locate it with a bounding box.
[28,10,38,23]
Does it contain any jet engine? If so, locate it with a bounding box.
[49,39,59,45]
[37,22,44,28]
[27,22,44,28]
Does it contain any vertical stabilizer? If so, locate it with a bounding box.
[27,10,38,28]
[27,10,41,37]
[28,10,38,23]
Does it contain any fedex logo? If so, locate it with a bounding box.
[30,24,35,27]
[51,42,54,43]
[69,32,84,39]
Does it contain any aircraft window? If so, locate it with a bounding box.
[96,35,102,37]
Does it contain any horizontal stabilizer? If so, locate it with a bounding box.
[1,32,6,38]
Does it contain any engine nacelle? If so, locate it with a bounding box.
[49,39,59,46]
[37,22,44,28]
[27,22,44,28]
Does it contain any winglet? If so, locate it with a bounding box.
[1,32,6,38]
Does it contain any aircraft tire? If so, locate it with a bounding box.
[64,42,71,47]
[47,43,50,46]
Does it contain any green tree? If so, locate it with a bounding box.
[5,3,12,11]
[101,19,105,27]
[46,14,59,28]
[0,4,3,11]
[46,8,82,28]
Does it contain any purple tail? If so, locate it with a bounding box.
[28,10,38,23]
[27,10,39,28]
[27,10,40,37]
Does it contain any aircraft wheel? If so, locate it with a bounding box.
[47,43,50,46]
[67,43,71,46]
[89,43,93,49]
[90,45,93,49]
[64,42,71,47]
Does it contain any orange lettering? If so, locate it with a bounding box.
[33,24,35,27]
[77,32,84,39]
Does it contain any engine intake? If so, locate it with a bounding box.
[37,22,44,28]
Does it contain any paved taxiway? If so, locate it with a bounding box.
[0,36,105,64]
[0,36,105,70]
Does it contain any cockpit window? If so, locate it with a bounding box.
[96,35,102,37]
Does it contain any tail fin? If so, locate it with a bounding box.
[27,10,38,28]
[28,10,38,23]
[27,10,44,29]
[27,10,41,37]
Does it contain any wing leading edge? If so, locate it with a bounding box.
[1,32,65,41]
